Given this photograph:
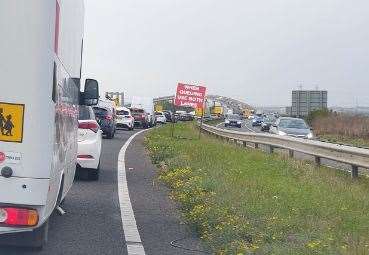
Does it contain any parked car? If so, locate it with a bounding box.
[252,116,263,126]
[225,114,242,128]
[163,110,176,122]
[269,117,314,139]
[93,106,116,138]
[77,106,103,180]
[130,108,150,128]
[116,106,134,130]
[155,111,167,124]
[261,115,277,132]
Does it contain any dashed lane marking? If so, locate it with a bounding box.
[118,130,148,255]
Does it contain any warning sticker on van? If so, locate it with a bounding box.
[0,102,25,143]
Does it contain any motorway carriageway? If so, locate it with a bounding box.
[216,120,361,174]
[0,129,205,255]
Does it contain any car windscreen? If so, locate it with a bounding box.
[117,110,130,116]
[93,107,110,117]
[131,109,144,114]
[79,106,92,120]
[227,114,240,120]
[279,119,308,129]
[156,112,163,116]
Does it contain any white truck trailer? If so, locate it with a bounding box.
[0,0,99,248]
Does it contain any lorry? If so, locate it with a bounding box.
[0,0,99,248]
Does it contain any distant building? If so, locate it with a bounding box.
[289,90,328,117]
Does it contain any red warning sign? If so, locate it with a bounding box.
[174,83,207,109]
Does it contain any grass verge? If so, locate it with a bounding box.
[318,134,369,149]
[145,122,369,255]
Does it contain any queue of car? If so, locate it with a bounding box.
[223,112,314,140]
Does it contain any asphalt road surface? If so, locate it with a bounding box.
[0,128,204,255]
[216,119,261,133]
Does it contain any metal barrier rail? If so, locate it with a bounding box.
[201,124,369,178]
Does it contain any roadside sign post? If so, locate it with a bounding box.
[198,99,207,139]
[170,99,175,138]
[174,83,207,139]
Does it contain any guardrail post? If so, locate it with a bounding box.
[315,156,321,167]
[266,145,274,154]
[243,141,247,147]
[288,150,294,158]
[351,165,359,178]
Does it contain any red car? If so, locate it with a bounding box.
[130,108,149,128]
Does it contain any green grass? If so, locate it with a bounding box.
[318,134,369,148]
[145,122,369,255]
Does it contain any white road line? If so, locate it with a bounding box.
[118,130,148,255]
[216,122,224,127]
[244,121,257,133]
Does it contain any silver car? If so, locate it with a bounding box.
[269,117,314,139]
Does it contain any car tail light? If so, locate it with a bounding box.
[0,208,39,227]
[105,115,113,121]
[79,122,99,133]
[77,155,94,159]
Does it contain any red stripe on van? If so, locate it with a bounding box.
[54,1,60,54]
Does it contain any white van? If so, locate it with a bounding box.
[0,0,99,248]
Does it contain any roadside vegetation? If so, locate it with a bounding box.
[308,110,369,148]
[145,122,369,255]
[205,118,224,126]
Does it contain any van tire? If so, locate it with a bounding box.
[28,220,49,250]
[0,220,50,250]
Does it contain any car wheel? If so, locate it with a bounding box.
[88,169,99,181]
[238,124,242,128]
[88,161,100,181]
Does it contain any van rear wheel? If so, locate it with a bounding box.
[28,220,49,250]
[0,220,50,250]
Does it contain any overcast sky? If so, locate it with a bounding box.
[82,0,369,107]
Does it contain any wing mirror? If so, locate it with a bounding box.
[80,79,99,106]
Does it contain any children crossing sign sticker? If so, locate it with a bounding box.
[0,102,25,143]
